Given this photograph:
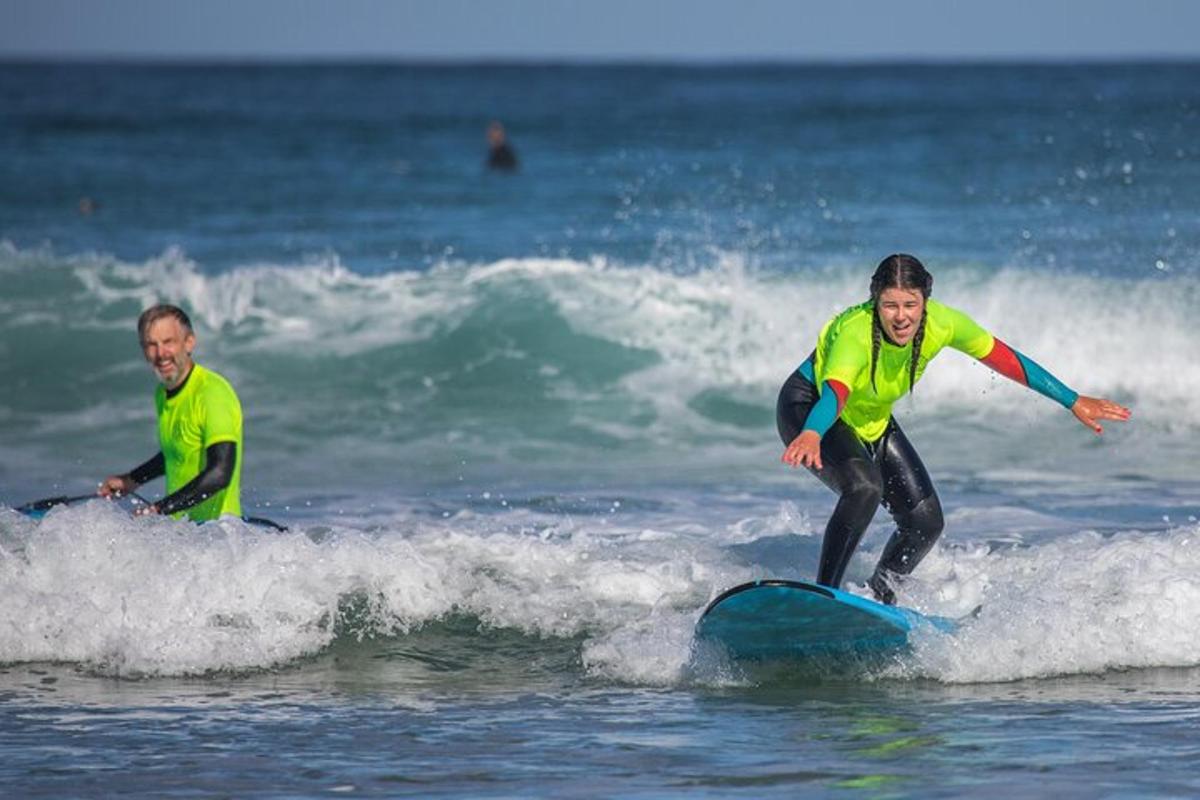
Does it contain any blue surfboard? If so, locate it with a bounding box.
[14,494,288,531]
[695,579,952,663]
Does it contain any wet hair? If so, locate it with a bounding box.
[137,304,193,344]
[869,254,933,393]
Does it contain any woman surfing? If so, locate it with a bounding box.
[778,254,1131,604]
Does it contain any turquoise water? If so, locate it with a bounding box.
[2,61,1199,797]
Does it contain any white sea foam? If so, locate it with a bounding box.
[585,522,1200,687]
[0,500,737,677]
[894,522,1200,682]
[4,498,1197,685]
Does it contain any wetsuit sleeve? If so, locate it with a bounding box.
[795,354,850,438]
[801,379,850,438]
[979,338,1079,409]
[128,453,165,485]
[156,442,237,517]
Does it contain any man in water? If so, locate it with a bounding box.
[486,121,518,171]
[100,304,243,521]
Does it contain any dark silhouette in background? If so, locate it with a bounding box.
[486,121,518,171]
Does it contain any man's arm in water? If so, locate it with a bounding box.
[138,442,237,516]
[100,453,165,497]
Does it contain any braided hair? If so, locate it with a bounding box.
[868,254,934,394]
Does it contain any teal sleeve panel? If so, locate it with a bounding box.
[795,355,848,437]
[1016,350,1079,409]
[797,357,816,384]
[801,382,842,437]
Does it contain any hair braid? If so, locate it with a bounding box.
[907,313,927,394]
[870,307,883,391]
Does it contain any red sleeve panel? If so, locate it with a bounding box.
[978,337,1079,409]
[979,338,1027,385]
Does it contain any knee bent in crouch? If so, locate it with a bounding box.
[876,493,945,577]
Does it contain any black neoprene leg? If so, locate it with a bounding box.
[777,372,884,589]
[812,427,884,587]
[867,420,944,603]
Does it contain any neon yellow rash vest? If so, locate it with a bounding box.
[155,363,243,521]
[812,299,995,443]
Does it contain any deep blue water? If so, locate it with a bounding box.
[4,62,1198,273]
[2,61,1199,798]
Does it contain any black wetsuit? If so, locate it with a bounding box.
[487,143,518,171]
[776,370,944,604]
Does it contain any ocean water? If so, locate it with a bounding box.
[2,61,1199,797]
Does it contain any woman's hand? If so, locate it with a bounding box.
[1070,395,1131,434]
[782,430,823,470]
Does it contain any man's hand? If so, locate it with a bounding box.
[99,474,137,498]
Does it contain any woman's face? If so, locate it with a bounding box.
[876,287,925,346]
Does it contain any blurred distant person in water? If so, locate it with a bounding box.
[486,121,518,171]
[778,254,1130,605]
[99,304,243,522]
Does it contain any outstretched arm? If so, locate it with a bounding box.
[99,453,165,497]
[978,338,1130,434]
[781,379,849,470]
